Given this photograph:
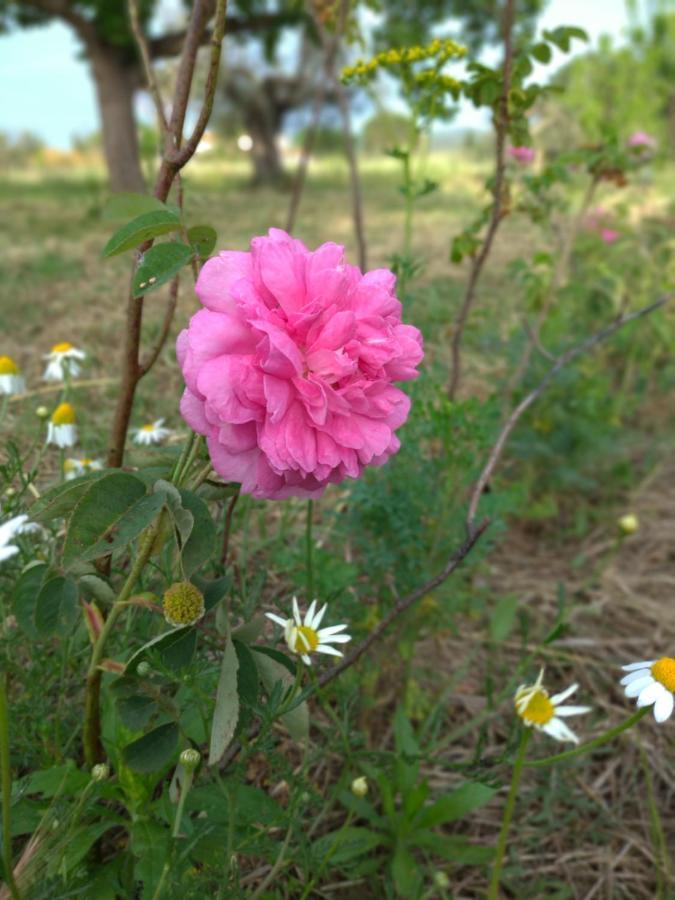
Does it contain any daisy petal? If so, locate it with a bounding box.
[319,633,351,644]
[550,684,578,705]
[316,644,343,657]
[620,669,652,686]
[636,681,663,708]
[625,676,654,698]
[621,660,655,672]
[292,596,301,625]
[653,690,674,723]
[266,613,288,627]
[317,624,348,636]
[544,717,579,744]
[305,599,317,627]
[555,705,592,717]
[301,654,312,665]
[311,603,328,630]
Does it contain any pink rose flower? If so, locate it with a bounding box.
[627,130,656,149]
[507,145,535,165]
[600,228,620,244]
[177,229,424,499]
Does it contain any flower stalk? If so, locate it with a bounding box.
[0,674,22,900]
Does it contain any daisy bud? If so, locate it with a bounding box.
[351,776,368,797]
[179,748,201,771]
[136,661,152,677]
[4,487,16,498]
[618,514,639,535]
[35,406,49,420]
[433,871,450,889]
[91,763,109,782]
[162,582,205,628]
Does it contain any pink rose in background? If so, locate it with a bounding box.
[177,229,424,499]
[600,228,620,244]
[627,130,656,150]
[507,145,535,165]
[584,206,607,230]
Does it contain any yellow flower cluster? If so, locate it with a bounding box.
[342,38,466,81]
[414,71,461,92]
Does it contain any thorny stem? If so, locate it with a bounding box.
[0,675,22,900]
[448,0,515,400]
[108,0,227,469]
[465,293,673,533]
[523,707,649,768]
[487,727,531,900]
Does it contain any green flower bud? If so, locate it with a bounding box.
[91,763,109,782]
[618,513,639,535]
[433,870,450,889]
[179,748,201,771]
[163,582,205,627]
[35,405,49,420]
[136,661,152,677]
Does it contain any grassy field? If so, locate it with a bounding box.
[1,152,674,896]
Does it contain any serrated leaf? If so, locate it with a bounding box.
[132,242,194,298]
[102,208,181,258]
[13,562,48,638]
[74,492,165,565]
[187,224,217,260]
[178,490,217,576]
[208,635,240,765]
[252,649,308,743]
[62,472,148,567]
[102,192,167,221]
[35,575,79,636]
[122,722,179,773]
[30,473,106,524]
[125,627,196,674]
[413,782,496,830]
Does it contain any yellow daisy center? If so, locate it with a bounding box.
[52,342,74,354]
[141,424,155,432]
[294,625,319,654]
[518,688,555,726]
[163,582,205,626]
[651,657,675,692]
[0,356,19,375]
[51,402,76,425]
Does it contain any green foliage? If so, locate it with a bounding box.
[101,207,182,258]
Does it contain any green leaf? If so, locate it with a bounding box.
[155,480,193,547]
[312,827,387,865]
[233,639,259,706]
[196,575,231,612]
[252,648,308,743]
[122,722,179,773]
[489,595,519,641]
[178,490,217,576]
[132,242,194,298]
[208,635,240,765]
[531,42,552,63]
[125,627,197,674]
[187,224,217,260]
[102,208,182,258]
[391,846,421,897]
[62,472,148,567]
[79,573,115,606]
[74,492,165,565]
[394,706,419,757]
[410,830,493,864]
[414,782,496,830]
[13,562,48,638]
[30,473,106,524]
[251,645,296,675]
[34,575,78,636]
[117,694,158,731]
[102,192,167,221]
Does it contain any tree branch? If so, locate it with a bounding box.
[148,12,304,59]
[465,293,672,532]
[448,0,515,400]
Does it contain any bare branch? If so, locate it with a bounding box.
[138,276,180,376]
[148,13,304,59]
[465,293,672,531]
[128,0,170,138]
[448,0,515,400]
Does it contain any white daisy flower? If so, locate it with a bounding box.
[0,355,26,396]
[64,457,103,480]
[265,597,352,665]
[620,658,675,723]
[132,418,170,446]
[46,402,78,448]
[514,669,591,744]
[0,514,32,563]
[43,342,86,382]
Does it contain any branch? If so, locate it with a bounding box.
[148,13,304,59]
[138,275,181,376]
[128,0,170,138]
[20,0,99,44]
[448,0,515,400]
[465,293,672,531]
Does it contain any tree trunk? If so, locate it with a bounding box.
[88,42,146,193]
[244,102,285,185]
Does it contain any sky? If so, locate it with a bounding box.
[0,0,633,150]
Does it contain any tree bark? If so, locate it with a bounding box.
[88,42,146,193]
